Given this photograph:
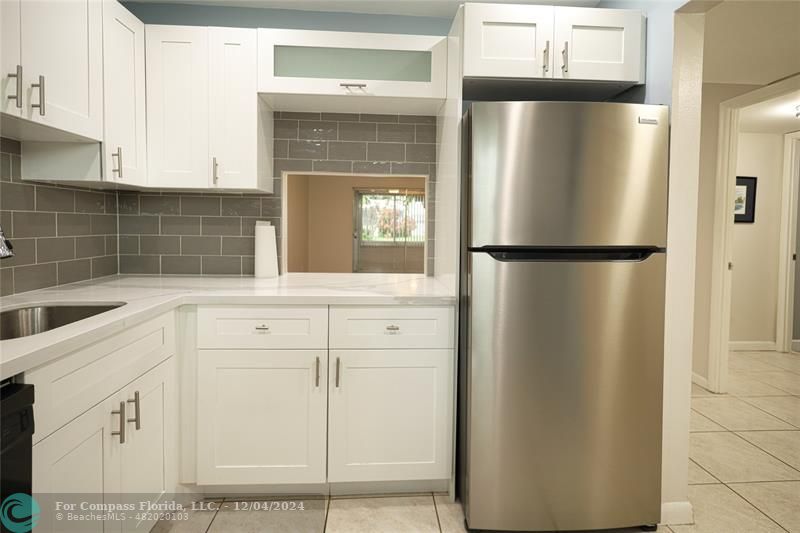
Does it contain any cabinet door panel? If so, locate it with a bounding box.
[20,0,103,139]
[209,27,257,189]
[328,349,453,482]
[553,7,643,82]
[1,0,22,116]
[103,0,147,185]
[32,394,123,533]
[197,350,327,485]
[146,25,209,188]
[121,359,173,533]
[463,4,554,79]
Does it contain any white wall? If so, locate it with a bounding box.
[729,133,784,345]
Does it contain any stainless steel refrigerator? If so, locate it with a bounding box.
[459,101,668,532]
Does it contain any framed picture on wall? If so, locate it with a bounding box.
[734,176,757,223]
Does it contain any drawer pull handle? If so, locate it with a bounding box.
[7,65,22,108]
[335,357,341,388]
[340,82,367,89]
[31,75,45,115]
[385,325,400,332]
[315,356,320,388]
[255,324,270,332]
[111,401,126,444]
[127,391,141,430]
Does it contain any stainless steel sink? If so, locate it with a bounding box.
[0,303,126,341]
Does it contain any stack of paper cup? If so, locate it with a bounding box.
[254,221,279,278]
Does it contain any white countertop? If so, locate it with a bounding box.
[0,273,456,378]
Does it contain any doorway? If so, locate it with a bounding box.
[705,76,800,393]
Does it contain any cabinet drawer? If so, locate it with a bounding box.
[330,306,454,349]
[26,312,175,444]
[197,306,328,349]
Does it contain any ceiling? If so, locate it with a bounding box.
[739,90,800,134]
[127,0,601,19]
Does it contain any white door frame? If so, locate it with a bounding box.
[706,74,800,393]
[781,132,800,353]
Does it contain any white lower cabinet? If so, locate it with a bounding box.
[196,349,328,485]
[32,358,175,533]
[327,349,453,482]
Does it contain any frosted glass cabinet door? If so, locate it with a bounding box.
[209,27,258,190]
[553,7,644,83]
[146,25,209,188]
[463,3,555,79]
[103,0,147,186]
[258,29,446,99]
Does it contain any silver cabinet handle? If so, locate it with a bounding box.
[335,357,340,388]
[127,391,140,430]
[340,82,366,89]
[7,65,22,108]
[542,40,550,74]
[561,42,569,74]
[31,75,45,115]
[315,357,320,388]
[212,156,219,185]
[255,324,270,331]
[112,146,123,178]
[111,401,126,443]
[385,325,400,331]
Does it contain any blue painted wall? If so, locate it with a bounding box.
[597,0,683,106]
[122,2,452,35]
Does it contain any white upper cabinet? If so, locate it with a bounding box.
[463,3,645,84]
[2,0,104,139]
[463,4,554,79]
[1,0,22,117]
[553,7,644,83]
[209,27,259,190]
[146,25,269,191]
[146,25,210,189]
[258,29,446,100]
[103,0,147,186]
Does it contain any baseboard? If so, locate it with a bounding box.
[729,341,777,352]
[661,500,694,526]
[691,372,709,389]
[792,340,800,352]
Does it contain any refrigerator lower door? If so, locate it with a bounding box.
[464,251,665,531]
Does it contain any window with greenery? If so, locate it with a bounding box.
[356,190,426,246]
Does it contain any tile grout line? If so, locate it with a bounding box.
[203,500,222,533]
[735,395,800,430]
[323,495,331,533]
[431,492,442,533]
[721,483,791,533]
[728,431,800,476]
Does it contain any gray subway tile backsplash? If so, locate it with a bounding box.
[0,113,436,294]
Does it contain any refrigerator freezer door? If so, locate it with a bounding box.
[464,251,665,531]
[469,101,669,248]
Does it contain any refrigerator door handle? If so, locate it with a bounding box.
[469,246,664,263]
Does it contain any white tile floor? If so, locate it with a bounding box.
[153,351,800,533]
[686,351,800,533]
